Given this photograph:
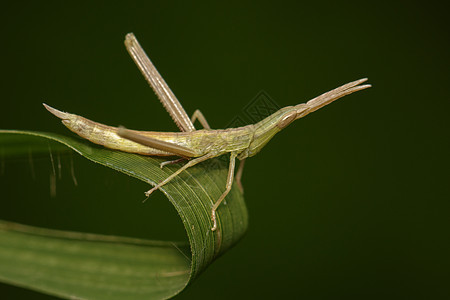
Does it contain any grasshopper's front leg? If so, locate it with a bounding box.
[235,158,245,193]
[159,157,187,168]
[211,152,238,231]
[145,152,215,197]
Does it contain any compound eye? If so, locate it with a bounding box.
[277,111,297,129]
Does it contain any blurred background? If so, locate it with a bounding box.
[1,1,449,299]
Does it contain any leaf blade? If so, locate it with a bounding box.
[0,220,191,300]
[0,129,248,299]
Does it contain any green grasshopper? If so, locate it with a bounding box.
[44,33,370,231]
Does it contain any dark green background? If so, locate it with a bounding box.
[1,1,449,299]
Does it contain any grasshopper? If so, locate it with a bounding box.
[44,33,371,231]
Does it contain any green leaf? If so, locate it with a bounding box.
[0,130,248,299]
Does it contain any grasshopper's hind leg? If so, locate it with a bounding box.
[161,109,210,168]
[211,152,237,231]
[160,109,211,168]
[191,109,211,129]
